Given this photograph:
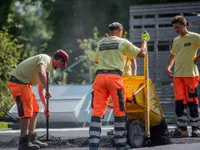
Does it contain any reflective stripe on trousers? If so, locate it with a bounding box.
[190,117,200,127]
[89,116,101,147]
[177,115,188,127]
[114,116,127,147]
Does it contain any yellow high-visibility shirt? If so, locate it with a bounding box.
[95,36,140,73]
[12,54,52,85]
[171,32,200,77]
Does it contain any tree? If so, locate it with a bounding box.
[0,0,55,110]
[46,0,135,84]
[76,27,102,84]
[0,26,23,111]
[0,0,12,29]
[8,0,54,61]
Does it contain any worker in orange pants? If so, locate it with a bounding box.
[167,15,200,137]
[8,50,69,150]
[89,22,150,150]
[106,57,137,135]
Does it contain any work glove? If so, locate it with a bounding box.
[141,31,150,42]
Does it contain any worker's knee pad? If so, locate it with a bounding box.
[188,102,199,118]
[175,100,186,117]
[188,86,198,98]
[117,89,124,111]
[16,96,24,117]
[91,91,94,109]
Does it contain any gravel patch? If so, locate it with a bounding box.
[0,136,114,148]
[1,136,200,149]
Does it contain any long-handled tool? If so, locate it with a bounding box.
[124,35,171,148]
[39,72,60,141]
[144,41,150,137]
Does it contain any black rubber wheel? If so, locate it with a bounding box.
[127,120,145,148]
[150,118,171,146]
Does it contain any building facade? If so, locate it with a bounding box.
[129,2,200,83]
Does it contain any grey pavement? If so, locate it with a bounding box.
[0,127,112,142]
[1,143,200,150]
[0,125,194,141]
[1,126,200,150]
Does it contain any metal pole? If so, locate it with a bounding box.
[144,42,150,137]
[88,39,92,84]
[46,72,49,141]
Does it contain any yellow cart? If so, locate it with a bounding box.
[123,52,171,147]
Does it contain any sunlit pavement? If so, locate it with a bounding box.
[1,125,200,150]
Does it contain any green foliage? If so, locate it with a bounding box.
[9,0,54,61]
[0,122,10,129]
[0,27,23,111]
[49,69,68,85]
[76,27,106,84]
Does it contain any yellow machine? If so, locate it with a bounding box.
[124,76,163,130]
[107,51,171,148]
[123,53,171,148]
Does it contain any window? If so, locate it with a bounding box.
[158,24,172,28]
[133,25,142,29]
[133,42,154,52]
[148,42,154,52]
[158,41,170,51]
[133,15,143,19]
[133,42,140,47]
[144,25,155,28]
[158,13,179,18]
[183,12,199,16]
[144,15,155,18]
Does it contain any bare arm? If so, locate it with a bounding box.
[166,54,175,78]
[194,54,200,64]
[38,84,46,106]
[137,40,147,58]
[131,59,137,76]
[167,54,175,70]
[38,65,51,117]
[38,84,50,118]
[38,64,48,92]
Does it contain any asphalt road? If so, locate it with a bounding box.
[0,143,200,150]
[1,126,200,150]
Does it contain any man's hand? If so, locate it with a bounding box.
[44,105,50,118]
[45,91,51,100]
[167,69,173,78]
[141,31,150,42]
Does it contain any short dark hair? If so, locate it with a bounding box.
[52,52,63,60]
[109,22,123,31]
[171,15,187,25]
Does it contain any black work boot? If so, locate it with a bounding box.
[89,147,99,150]
[116,144,132,150]
[18,134,40,150]
[29,132,48,148]
[191,127,200,137]
[107,129,115,136]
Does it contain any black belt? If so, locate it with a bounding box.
[96,70,122,76]
[9,76,27,85]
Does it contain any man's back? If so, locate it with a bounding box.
[12,54,51,85]
[95,36,140,73]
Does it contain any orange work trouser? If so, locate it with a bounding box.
[92,74,126,117]
[173,76,199,104]
[8,82,39,118]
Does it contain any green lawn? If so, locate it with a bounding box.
[0,122,10,129]
[0,111,12,129]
